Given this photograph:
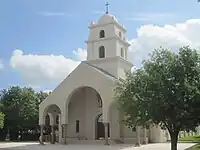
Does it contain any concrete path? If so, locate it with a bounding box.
[0,142,195,150]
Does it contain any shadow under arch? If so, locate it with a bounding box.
[41,104,62,128]
[66,86,103,108]
[66,86,105,139]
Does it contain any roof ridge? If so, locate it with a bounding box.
[83,62,117,79]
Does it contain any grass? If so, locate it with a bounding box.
[179,136,200,150]
[179,136,200,142]
[186,144,200,150]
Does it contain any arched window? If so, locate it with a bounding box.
[99,46,105,58]
[99,30,105,38]
[121,48,124,58]
[119,32,122,38]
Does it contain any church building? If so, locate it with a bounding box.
[39,10,169,145]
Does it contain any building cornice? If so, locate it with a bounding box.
[84,56,133,67]
[89,22,127,32]
[86,36,130,47]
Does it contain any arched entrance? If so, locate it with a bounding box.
[96,114,110,139]
[67,86,103,140]
[42,104,61,144]
[96,114,104,139]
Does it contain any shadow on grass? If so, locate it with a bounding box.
[194,136,200,140]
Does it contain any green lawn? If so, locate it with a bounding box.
[179,136,200,150]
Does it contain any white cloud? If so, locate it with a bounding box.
[129,19,200,67]
[73,48,87,61]
[127,12,176,22]
[0,59,4,70]
[9,19,200,88]
[10,49,87,87]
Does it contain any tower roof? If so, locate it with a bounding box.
[98,13,119,24]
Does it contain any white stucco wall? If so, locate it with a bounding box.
[68,88,86,138]
[149,125,166,143]
[84,88,102,140]
[39,62,116,125]
[87,39,117,60]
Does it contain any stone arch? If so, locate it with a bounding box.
[65,86,106,140]
[63,79,114,125]
[66,86,103,107]
[41,104,61,125]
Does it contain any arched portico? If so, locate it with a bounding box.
[95,114,110,140]
[61,86,111,145]
[39,104,61,144]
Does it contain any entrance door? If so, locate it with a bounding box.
[96,114,110,139]
[97,122,104,139]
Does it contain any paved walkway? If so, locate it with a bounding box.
[0,142,195,150]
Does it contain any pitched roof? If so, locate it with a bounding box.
[83,62,124,82]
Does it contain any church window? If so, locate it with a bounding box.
[119,32,122,38]
[99,46,105,58]
[76,120,80,133]
[121,48,124,58]
[100,30,105,38]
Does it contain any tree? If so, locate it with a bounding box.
[0,86,49,140]
[0,112,5,129]
[115,46,200,150]
[0,86,40,138]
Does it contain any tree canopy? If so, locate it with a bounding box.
[115,46,200,150]
[0,86,49,140]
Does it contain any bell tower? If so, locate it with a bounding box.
[85,11,133,79]
[86,14,130,61]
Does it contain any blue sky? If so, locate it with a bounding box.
[0,0,200,91]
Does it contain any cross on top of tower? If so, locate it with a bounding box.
[105,1,109,14]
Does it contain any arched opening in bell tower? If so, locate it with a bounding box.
[99,46,105,58]
[99,30,105,38]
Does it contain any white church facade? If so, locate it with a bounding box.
[39,12,169,145]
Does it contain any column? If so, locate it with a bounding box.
[143,127,147,144]
[120,122,124,142]
[135,126,141,147]
[39,125,45,145]
[58,114,62,143]
[51,125,55,144]
[62,124,68,145]
[104,122,109,145]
